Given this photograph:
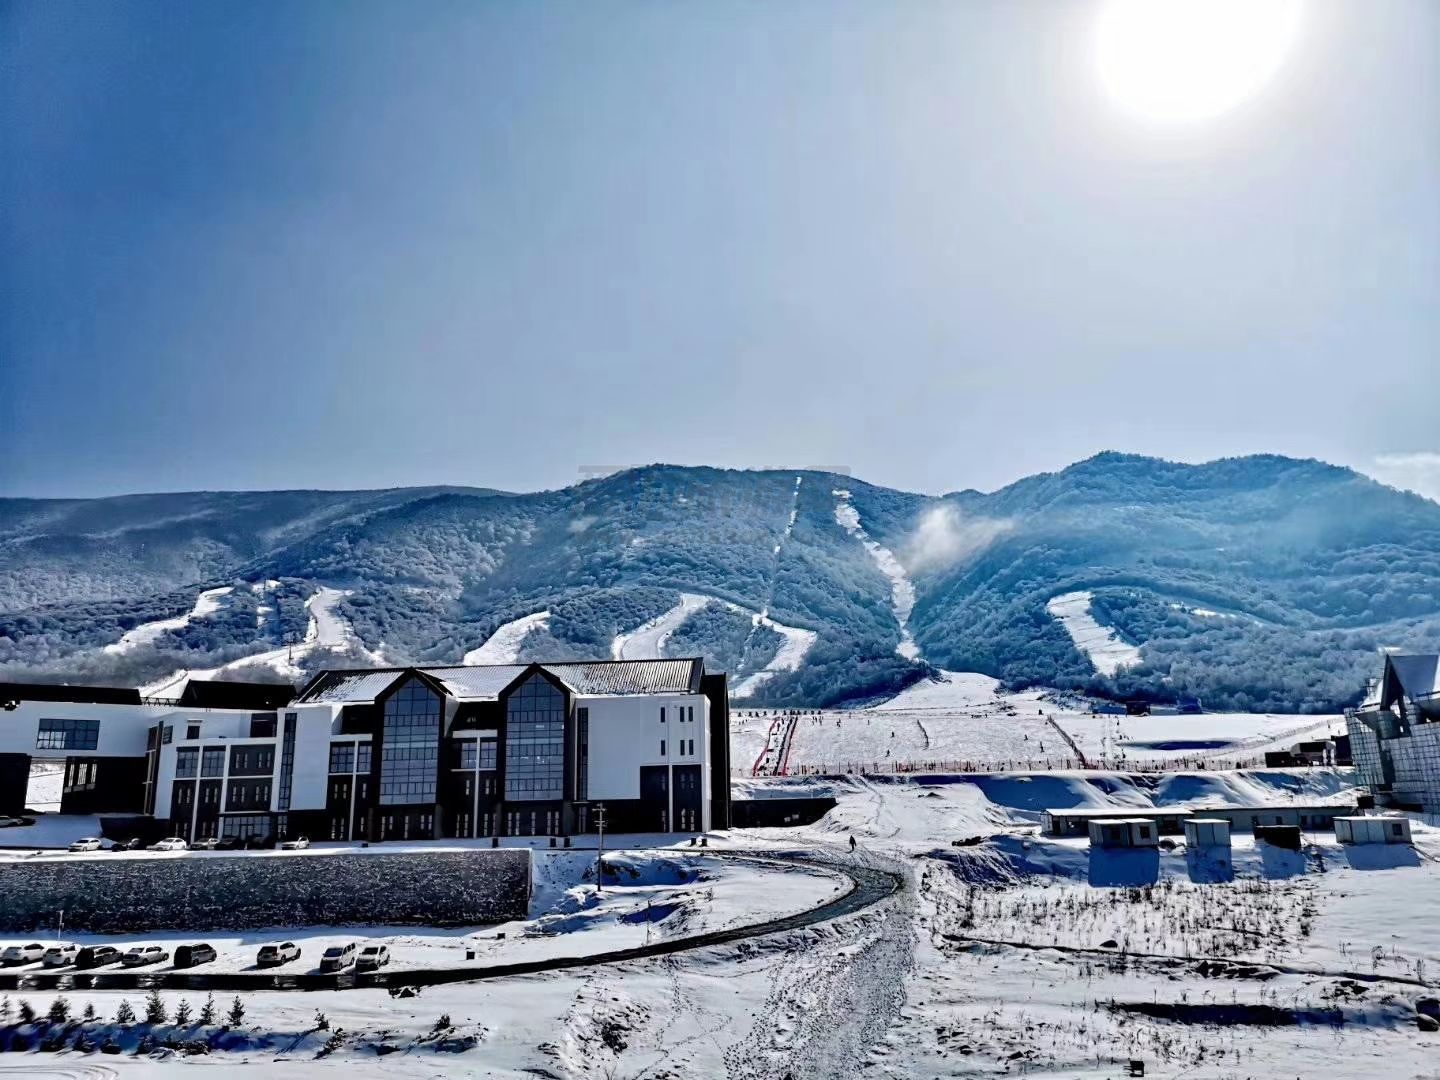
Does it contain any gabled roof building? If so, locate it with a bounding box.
[0,659,731,844]
[1346,653,1440,812]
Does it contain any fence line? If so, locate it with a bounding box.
[734,754,1278,778]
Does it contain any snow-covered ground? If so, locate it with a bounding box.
[464,611,550,665]
[141,586,367,697]
[104,587,234,655]
[729,611,817,699]
[1046,588,1143,675]
[833,489,919,660]
[739,668,1344,775]
[13,770,1439,1080]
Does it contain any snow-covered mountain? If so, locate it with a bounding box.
[3,454,1439,710]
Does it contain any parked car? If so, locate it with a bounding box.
[75,945,122,969]
[0,816,28,828]
[214,836,243,850]
[152,837,188,852]
[192,837,221,850]
[318,943,357,972]
[1,943,46,966]
[256,941,301,968]
[110,837,146,851]
[244,834,276,849]
[280,835,310,850]
[120,946,169,967]
[355,944,390,971]
[174,943,217,968]
[68,837,104,852]
[42,943,79,967]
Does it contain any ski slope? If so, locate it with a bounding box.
[612,593,712,660]
[1046,589,1142,675]
[465,611,551,665]
[833,489,919,660]
[103,586,234,655]
[608,591,817,699]
[140,586,366,697]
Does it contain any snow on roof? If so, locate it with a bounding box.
[1047,807,1195,819]
[296,658,703,705]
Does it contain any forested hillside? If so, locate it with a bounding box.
[2,454,1436,710]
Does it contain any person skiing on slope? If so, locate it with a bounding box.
[848,834,857,853]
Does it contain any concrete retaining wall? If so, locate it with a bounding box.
[0,849,532,932]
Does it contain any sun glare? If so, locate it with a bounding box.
[1096,0,1301,122]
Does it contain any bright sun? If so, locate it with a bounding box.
[1096,0,1301,122]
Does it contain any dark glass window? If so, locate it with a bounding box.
[505,674,566,801]
[329,742,355,774]
[250,713,277,738]
[379,677,441,805]
[201,748,226,777]
[479,739,497,771]
[37,718,100,751]
[229,745,274,776]
[225,779,272,811]
[577,708,589,801]
[277,713,296,812]
[175,748,199,778]
[459,741,478,770]
[356,742,372,773]
[186,723,201,740]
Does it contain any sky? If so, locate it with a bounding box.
[1,0,1437,500]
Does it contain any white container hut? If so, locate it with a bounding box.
[1087,818,1161,849]
[1334,816,1412,845]
[1183,818,1232,848]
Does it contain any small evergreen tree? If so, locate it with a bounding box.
[47,996,70,1024]
[144,989,167,1025]
[313,1009,329,1031]
[114,999,136,1025]
[199,993,217,1025]
[226,996,246,1028]
[0,995,10,1022]
[17,1000,36,1024]
[82,1002,97,1022]
[173,999,193,1026]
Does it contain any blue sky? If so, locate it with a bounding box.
[2,0,1437,499]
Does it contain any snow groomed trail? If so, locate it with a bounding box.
[0,853,904,995]
[833,489,920,661]
[464,610,551,665]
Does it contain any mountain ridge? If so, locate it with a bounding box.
[3,453,1437,711]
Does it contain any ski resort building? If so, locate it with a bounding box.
[1346,654,1440,813]
[0,659,731,843]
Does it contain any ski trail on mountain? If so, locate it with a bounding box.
[612,594,712,660]
[139,585,365,696]
[833,489,920,661]
[1045,589,1141,676]
[606,588,816,698]
[465,610,551,664]
[104,586,234,655]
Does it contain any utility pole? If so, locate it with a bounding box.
[56,908,63,945]
[594,803,607,895]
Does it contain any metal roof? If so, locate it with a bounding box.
[424,665,528,702]
[296,658,704,705]
[543,659,702,696]
[1384,654,1440,709]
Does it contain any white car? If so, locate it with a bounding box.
[68,837,103,852]
[42,943,78,967]
[121,945,169,967]
[280,836,310,850]
[355,944,390,971]
[152,837,188,851]
[1,943,45,966]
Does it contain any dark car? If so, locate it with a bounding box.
[214,836,243,850]
[110,837,146,852]
[244,834,276,850]
[75,945,122,969]
[174,943,217,969]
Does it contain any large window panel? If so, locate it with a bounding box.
[505,675,566,801]
[379,677,441,805]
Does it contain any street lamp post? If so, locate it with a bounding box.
[594,803,607,895]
